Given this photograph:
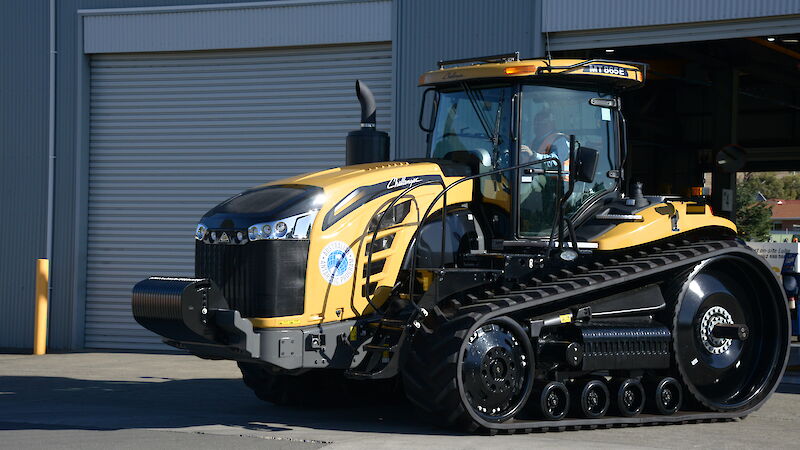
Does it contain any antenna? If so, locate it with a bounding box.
[545,32,553,66]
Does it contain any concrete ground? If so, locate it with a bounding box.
[1,352,799,449]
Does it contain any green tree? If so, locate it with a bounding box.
[747,173,785,199]
[781,174,800,199]
[735,175,773,241]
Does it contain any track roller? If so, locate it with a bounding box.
[532,381,569,420]
[644,376,682,415]
[570,378,610,418]
[610,378,645,417]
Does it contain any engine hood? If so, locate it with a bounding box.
[199,160,457,230]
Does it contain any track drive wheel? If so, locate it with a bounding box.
[403,315,534,431]
[671,255,790,412]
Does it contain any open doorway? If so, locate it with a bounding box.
[554,35,800,221]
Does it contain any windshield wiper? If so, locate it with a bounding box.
[489,91,505,152]
[460,82,496,145]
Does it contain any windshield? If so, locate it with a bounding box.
[518,84,618,237]
[429,85,513,173]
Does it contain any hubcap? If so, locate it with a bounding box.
[461,321,533,422]
[699,306,734,354]
[623,389,635,407]
[587,390,599,407]
[582,381,608,417]
[662,388,673,405]
[546,390,560,413]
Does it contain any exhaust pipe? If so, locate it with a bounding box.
[356,80,376,127]
[346,80,390,165]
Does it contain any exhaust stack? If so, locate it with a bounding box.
[346,80,390,165]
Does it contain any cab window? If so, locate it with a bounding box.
[518,85,618,238]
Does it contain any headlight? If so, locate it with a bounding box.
[248,210,319,241]
[195,224,207,240]
[274,221,287,237]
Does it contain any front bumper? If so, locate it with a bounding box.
[132,277,364,370]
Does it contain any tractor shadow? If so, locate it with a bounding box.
[0,375,457,437]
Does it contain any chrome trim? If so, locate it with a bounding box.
[248,209,319,241]
[595,214,644,221]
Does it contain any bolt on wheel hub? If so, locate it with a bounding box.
[699,306,733,354]
[461,321,532,421]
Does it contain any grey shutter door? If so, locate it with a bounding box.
[86,43,392,350]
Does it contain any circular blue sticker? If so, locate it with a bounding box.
[319,241,355,286]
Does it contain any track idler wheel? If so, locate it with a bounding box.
[533,381,570,420]
[570,378,610,418]
[644,376,682,415]
[611,378,645,417]
[671,255,790,412]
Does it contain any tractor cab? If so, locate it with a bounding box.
[419,55,646,242]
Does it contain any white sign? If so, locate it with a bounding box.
[721,188,733,212]
[745,242,800,273]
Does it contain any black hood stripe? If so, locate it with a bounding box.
[321,175,443,231]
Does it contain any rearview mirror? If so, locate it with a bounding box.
[572,147,599,183]
[418,88,438,133]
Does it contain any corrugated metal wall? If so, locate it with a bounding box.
[542,0,800,50]
[82,0,392,53]
[393,0,542,160]
[542,0,800,32]
[47,0,388,351]
[0,0,50,350]
[48,0,261,352]
[85,43,392,349]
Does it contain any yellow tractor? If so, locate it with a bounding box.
[132,54,790,432]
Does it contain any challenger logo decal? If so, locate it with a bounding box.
[319,241,355,286]
[386,177,422,189]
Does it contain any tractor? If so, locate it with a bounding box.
[132,54,790,432]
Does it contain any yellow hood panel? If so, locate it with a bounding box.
[593,202,736,251]
[249,160,474,328]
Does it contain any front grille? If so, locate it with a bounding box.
[195,239,309,318]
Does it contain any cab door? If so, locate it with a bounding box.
[517,84,620,239]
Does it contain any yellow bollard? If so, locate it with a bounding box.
[34,259,49,355]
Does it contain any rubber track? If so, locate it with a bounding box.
[403,240,781,433]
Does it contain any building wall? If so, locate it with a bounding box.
[0,0,50,350]
[392,0,544,159]
[775,220,800,231]
[542,0,800,32]
[543,0,800,50]
[3,0,546,350]
[2,0,798,350]
[47,0,264,350]
[61,0,391,350]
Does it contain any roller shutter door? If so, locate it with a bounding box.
[85,43,392,350]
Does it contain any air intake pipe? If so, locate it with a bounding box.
[346,80,390,165]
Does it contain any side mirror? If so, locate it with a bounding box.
[716,144,746,173]
[572,147,599,183]
[418,88,438,133]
